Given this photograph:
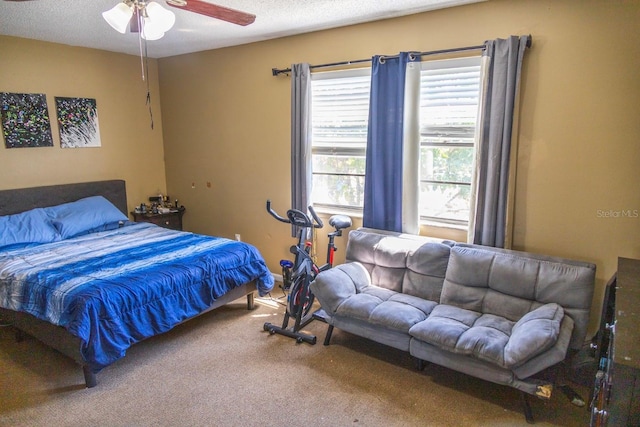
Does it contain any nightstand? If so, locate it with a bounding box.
[131,207,185,231]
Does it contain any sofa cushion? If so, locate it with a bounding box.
[369,294,437,331]
[345,228,453,296]
[336,293,384,322]
[441,244,596,351]
[371,265,406,293]
[409,305,514,367]
[409,303,565,369]
[335,287,436,333]
[505,303,564,367]
[404,242,451,301]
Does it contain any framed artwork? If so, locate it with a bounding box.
[0,92,54,149]
[55,97,101,148]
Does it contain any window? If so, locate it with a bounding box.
[310,56,481,226]
[310,69,370,211]
[419,57,481,225]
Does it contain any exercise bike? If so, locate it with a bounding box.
[263,200,352,344]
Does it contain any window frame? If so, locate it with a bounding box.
[418,56,482,226]
[310,67,371,214]
[309,55,482,227]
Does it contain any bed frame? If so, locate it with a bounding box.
[0,180,256,387]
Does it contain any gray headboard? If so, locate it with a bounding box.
[0,180,128,217]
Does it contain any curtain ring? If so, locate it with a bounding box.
[408,53,417,61]
[378,56,386,64]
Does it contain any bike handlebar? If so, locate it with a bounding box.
[266,200,290,224]
[266,200,323,229]
[308,205,324,229]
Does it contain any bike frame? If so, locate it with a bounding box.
[264,200,350,344]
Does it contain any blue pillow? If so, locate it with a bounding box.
[83,220,132,235]
[46,196,128,240]
[0,208,60,249]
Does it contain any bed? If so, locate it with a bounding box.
[0,180,274,387]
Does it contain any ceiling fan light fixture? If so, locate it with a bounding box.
[141,18,165,40]
[102,2,133,34]
[145,2,176,33]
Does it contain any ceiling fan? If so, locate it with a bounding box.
[163,0,255,26]
[3,0,256,28]
[98,1,256,40]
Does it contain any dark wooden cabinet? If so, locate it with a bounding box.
[590,257,640,426]
[131,207,185,231]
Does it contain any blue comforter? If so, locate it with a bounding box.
[0,222,274,372]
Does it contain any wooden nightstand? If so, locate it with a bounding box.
[131,207,185,231]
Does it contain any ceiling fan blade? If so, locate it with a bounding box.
[165,0,255,26]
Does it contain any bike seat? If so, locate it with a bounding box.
[329,215,352,231]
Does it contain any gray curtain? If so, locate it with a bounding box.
[290,63,312,237]
[469,35,530,248]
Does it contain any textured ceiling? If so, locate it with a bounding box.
[0,0,484,58]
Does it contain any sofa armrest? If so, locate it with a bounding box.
[310,262,371,315]
[504,303,565,368]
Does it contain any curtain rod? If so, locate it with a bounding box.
[271,36,532,76]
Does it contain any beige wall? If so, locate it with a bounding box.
[0,36,167,212]
[159,0,639,335]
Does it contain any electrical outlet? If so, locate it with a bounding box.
[235,234,241,241]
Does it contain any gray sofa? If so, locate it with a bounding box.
[310,228,596,419]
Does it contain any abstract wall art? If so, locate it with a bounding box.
[55,97,101,148]
[0,92,54,149]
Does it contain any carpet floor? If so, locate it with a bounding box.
[0,294,592,426]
